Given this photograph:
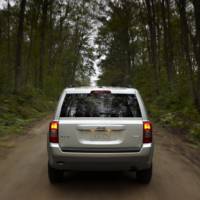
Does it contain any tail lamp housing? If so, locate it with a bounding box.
[143,121,152,143]
[49,121,59,143]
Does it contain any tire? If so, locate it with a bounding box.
[136,165,152,184]
[48,163,64,184]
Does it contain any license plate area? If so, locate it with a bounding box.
[76,125,125,144]
[80,131,115,141]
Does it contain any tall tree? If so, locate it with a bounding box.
[145,0,159,94]
[14,0,27,93]
[192,0,200,110]
[38,0,49,89]
[7,0,11,63]
[161,0,175,88]
[97,0,136,86]
[176,0,197,106]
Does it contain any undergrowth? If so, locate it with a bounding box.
[0,88,55,137]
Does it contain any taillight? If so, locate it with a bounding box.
[49,121,59,143]
[143,121,152,143]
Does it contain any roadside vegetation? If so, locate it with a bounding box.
[96,0,200,144]
[0,0,95,138]
[0,88,55,138]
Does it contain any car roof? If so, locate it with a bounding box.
[63,86,138,94]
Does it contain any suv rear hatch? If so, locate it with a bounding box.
[58,91,143,152]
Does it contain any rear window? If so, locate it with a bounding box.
[60,93,141,118]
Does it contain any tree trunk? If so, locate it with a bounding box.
[14,0,27,93]
[176,0,197,107]
[0,14,2,43]
[161,0,175,89]
[155,1,161,77]
[39,0,48,89]
[47,0,56,74]
[7,0,11,64]
[192,0,200,111]
[25,12,34,85]
[145,0,159,94]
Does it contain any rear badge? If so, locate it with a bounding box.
[89,127,112,138]
[95,127,106,131]
[90,127,112,133]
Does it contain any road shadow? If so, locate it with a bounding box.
[49,171,150,192]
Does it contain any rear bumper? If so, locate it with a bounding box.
[48,143,153,171]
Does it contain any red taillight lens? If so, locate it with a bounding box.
[49,121,59,143]
[143,121,152,143]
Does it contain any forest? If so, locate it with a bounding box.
[0,0,200,144]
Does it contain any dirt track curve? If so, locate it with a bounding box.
[0,117,200,200]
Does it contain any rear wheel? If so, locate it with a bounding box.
[136,165,152,184]
[48,163,64,184]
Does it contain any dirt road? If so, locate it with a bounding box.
[0,118,200,200]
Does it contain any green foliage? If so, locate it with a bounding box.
[0,0,95,96]
[0,0,95,138]
[0,91,55,137]
[96,0,200,144]
[189,124,200,142]
[96,0,138,86]
[149,99,200,144]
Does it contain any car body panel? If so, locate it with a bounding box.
[58,118,143,150]
[48,143,153,171]
[48,87,153,171]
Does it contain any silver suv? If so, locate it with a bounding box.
[48,87,153,184]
